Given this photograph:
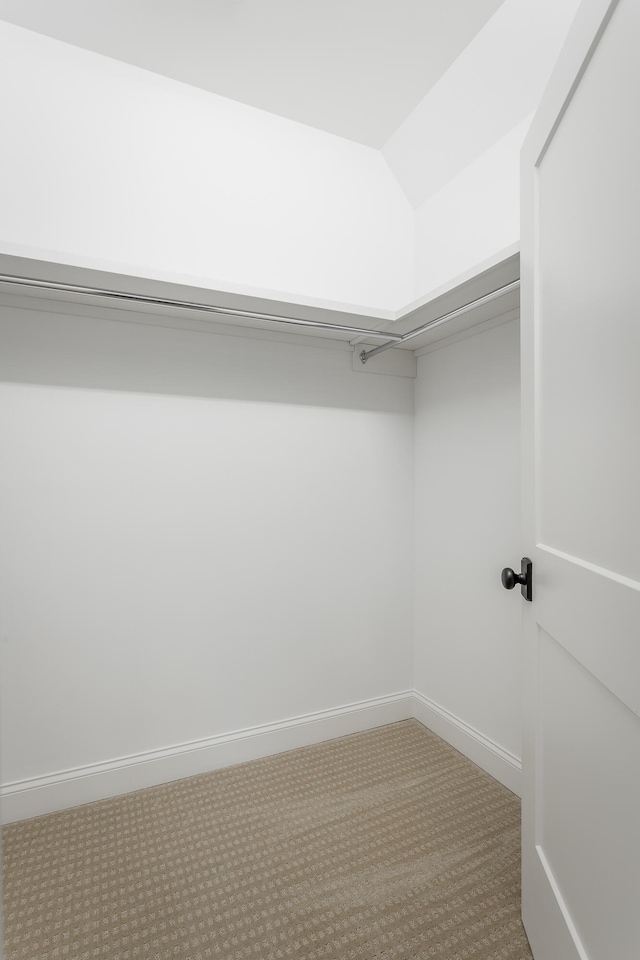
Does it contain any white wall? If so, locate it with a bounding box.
[0,5,584,316]
[414,118,529,296]
[0,304,414,791]
[383,0,581,300]
[0,21,414,312]
[383,0,582,209]
[413,318,522,762]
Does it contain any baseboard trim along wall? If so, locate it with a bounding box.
[412,690,522,796]
[1,690,521,822]
[1,692,414,824]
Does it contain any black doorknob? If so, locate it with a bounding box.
[501,558,532,601]
[501,567,524,590]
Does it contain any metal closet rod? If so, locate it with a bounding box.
[359,278,520,364]
[0,274,405,343]
[0,274,520,352]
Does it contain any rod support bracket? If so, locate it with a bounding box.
[359,350,368,365]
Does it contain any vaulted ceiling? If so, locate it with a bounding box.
[0,0,506,147]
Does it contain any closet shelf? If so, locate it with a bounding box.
[0,248,520,355]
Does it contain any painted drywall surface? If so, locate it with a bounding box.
[382,0,581,302]
[0,21,413,312]
[0,0,506,149]
[0,307,414,784]
[414,118,530,296]
[383,0,583,210]
[413,319,522,760]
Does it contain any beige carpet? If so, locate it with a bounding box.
[2,720,532,959]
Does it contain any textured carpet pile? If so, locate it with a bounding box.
[2,719,532,959]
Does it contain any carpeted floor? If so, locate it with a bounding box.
[2,720,533,959]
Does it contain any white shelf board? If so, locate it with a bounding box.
[0,247,519,355]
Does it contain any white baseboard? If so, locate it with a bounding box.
[1,692,414,823]
[2,689,521,823]
[412,691,521,796]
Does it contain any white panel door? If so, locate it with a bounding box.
[520,0,640,958]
